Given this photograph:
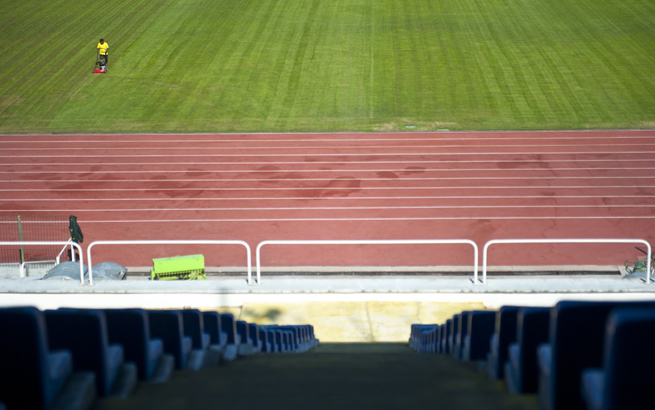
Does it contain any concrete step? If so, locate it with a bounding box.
[95,343,537,410]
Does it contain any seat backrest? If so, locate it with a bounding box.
[516,307,550,392]
[495,306,521,375]
[236,321,249,344]
[248,323,259,346]
[0,307,52,410]
[456,312,472,350]
[202,311,222,345]
[180,310,205,349]
[448,314,460,354]
[258,326,268,346]
[148,310,186,369]
[45,309,112,395]
[467,311,496,360]
[549,300,655,410]
[104,309,151,380]
[603,308,655,410]
[442,319,451,353]
[221,314,237,344]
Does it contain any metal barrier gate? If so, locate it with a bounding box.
[482,238,652,285]
[255,239,480,285]
[87,240,252,286]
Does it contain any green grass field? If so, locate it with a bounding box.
[1,0,654,133]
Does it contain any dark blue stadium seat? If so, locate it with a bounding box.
[287,326,300,351]
[309,325,318,348]
[267,328,276,352]
[283,331,293,352]
[448,314,460,355]
[441,320,451,354]
[202,311,227,352]
[148,310,192,370]
[462,311,496,361]
[44,309,126,397]
[454,311,472,359]
[537,300,655,410]
[221,313,238,344]
[179,310,210,350]
[248,323,260,352]
[0,307,75,410]
[297,326,307,351]
[437,324,445,353]
[431,325,440,353]
[257,325,269,352]
[486,306,521,380]
[236,320,254,355]
[179,309,213,369]
[220,313,239,361]
[260,328,273,352]
[581,308,655,410]
[104,309,166,382]
[505,307,550,394]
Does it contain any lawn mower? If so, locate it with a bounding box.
[93,50,108,73]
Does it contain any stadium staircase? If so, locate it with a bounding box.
[95,343,535,410]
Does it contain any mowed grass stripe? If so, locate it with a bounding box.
[0,0,171,130]
[0,0,654,133]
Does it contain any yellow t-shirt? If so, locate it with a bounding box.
[97,42,109,55]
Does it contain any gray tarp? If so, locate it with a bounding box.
[42,261,88,281]
[91,262,127,281]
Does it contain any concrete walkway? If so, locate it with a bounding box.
[94,343,537,410]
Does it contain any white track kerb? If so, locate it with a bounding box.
[87,240,252,286]
[0,241,84,285]
[482,239,652,285]
[255,239,480,285]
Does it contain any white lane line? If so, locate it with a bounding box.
[1,135,654,143]
[4,176,655,184]
[4,205,655,212]
[75,216,655,222]
[3,143,655,151]
[2,195,653,201]
[2,151,655,158]
[3,185,655,192]
[1,167,655,174]
[1,159,654,166]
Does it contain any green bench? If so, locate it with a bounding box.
[151,254,206,280]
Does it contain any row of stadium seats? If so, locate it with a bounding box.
[0,306,318,410]
[410,301,655,410]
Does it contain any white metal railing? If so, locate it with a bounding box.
[482,239,652,285]
[19,239,77,278]
[0,241,84,284]
[86,240,252,286]
[20,260,55,278]
[255,239,480,285]
[56,239,76,264]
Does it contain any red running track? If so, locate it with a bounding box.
[1,130,654,269]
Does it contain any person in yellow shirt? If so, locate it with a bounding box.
[97,39,109,67]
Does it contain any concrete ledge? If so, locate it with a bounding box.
[0,273,653,311]
[122,265,620,276]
